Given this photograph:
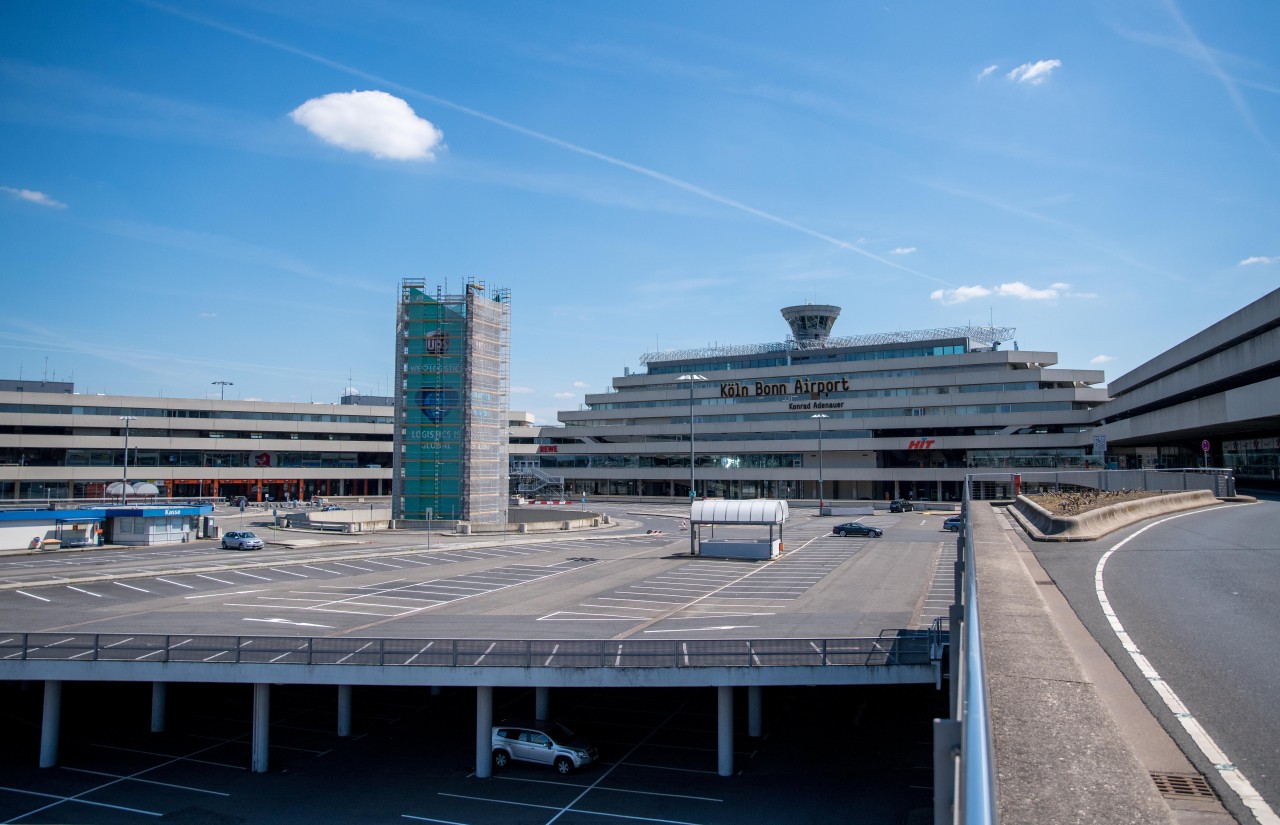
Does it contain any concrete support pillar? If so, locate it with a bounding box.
[151,682,167,733]
[475,686,494,779]
[747,685,762,738]
[717,685,733,777]
[337,684,352,737]
[39,680,62,768]
[535,686,550,722]
[252,683,270,773]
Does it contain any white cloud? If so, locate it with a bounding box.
[289,90,444,161]
[1090,355,1116,364]
[1007,59,1062,86]
[572,381,590,388]
[932,281,1092,305]
[978,65,999,81]
[890,247,917,255]
[930,285,992,305]
[1,186,67,208]
[553,392,575,399]
[1240,256,1276,266]
[995,281,1062,301]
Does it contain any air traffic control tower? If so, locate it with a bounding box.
[781,303,841,343]
[393,279,511,524]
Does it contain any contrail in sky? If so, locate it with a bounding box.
[143,1,951,287]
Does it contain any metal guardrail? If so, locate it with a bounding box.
[935,477,998,825]
[938,468,1234,824]
[1,633,936,668]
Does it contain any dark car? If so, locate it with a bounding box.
[832,522,883,538]
[943,515,963,532]
[889,499,914,513]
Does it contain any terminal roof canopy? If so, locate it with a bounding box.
[690,499,789,525]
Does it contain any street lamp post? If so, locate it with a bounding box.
[212,381,233,401]
[812,413,829,511]
[678,374,707,499]
[119,415,138,505]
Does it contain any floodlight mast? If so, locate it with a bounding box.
[678,374,708,499]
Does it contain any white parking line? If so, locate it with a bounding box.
[114,582,150,593]
[195,574,234,585]
[67,586,103,597]
[154,577,195,589]
[185,589,267,600]
[0,784,162,818]
[16,590,51,602]
[63,766,230,796]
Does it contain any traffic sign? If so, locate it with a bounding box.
[1201,439,1210,452]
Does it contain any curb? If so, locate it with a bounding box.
[1005,490,1239,541]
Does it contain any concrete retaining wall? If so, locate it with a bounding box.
[1009,489,1219,541]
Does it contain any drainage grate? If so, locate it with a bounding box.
[1151,772,1218,801]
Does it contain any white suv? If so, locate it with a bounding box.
[491,721,597,774]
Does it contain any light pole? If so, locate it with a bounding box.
[212,380,233,401]
[812,413,829,511]
[119,415,137,505]
[678,374,707,499]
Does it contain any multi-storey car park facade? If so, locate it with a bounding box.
[0,380,393,503]
[539,304,1111,503]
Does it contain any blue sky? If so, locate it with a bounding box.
[1,1,1276,424]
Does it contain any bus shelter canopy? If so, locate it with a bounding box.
[689,499,789,526]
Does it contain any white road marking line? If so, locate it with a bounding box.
[16,590,51,602]
[114,582,150,593]
[233,571,272,581]
[268,567,309,577]
[195,574,233,584]
[62,766,230,796]
[0,784,162,817]
[185,589,267,600]
[67,586,102,597]
[154,577,195,589]
[544,643,559,666]
[432,793,704,825]
[404,641,435,665]
[1095,505,1278,825]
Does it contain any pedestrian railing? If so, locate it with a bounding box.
[1,632,937,669]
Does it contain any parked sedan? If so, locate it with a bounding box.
[832,522,883,538]
[222,530,265,550]
[943,516,963,532]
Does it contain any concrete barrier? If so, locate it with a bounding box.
[1009,489,1220,541]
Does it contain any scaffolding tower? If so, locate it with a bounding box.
[393,278,510,524]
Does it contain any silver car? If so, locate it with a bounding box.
[222,530,264,550]
[491,721,596,774]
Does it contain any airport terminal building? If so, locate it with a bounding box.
[538,305,1110,503]
[3,291,1276,506]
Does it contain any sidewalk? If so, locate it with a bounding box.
[974,501,1233,824]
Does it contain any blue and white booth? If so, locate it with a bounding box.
[0,504,213,551]
[103,504,213,546]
